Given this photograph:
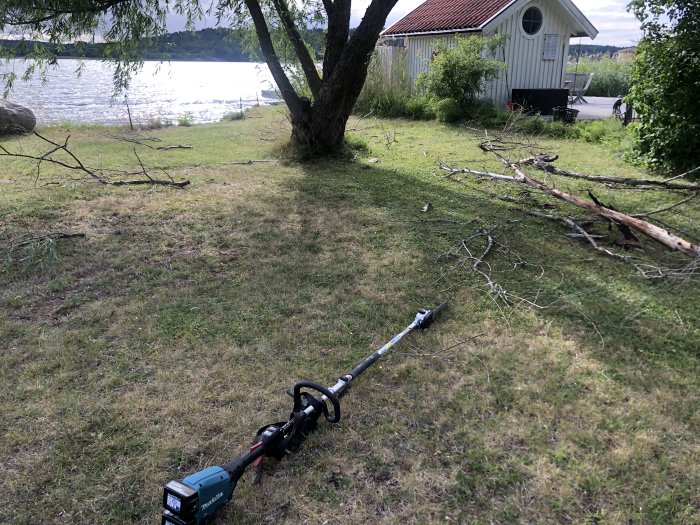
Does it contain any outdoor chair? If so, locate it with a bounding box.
[564,72,594,104]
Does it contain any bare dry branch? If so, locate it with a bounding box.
[471,143,700,259]
[520,155,700,191]
[0,132,191,189]
[8,232,85,252]
[527,211,663,279]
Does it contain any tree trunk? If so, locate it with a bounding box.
[289,81,361,151]
[288,27,379,151]
[245,0,399,153]
[290,105,349,151]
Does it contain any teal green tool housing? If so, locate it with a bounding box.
[162,466,235,525]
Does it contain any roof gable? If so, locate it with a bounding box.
[383,0,598,39]
[383,0,513,35]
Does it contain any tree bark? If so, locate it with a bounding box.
[246,0,399,152]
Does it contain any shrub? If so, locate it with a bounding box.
[222,111,245,121]
[402,96,435,120]
[627,1,700,172]
[434,98,463,123]
[177,112,195,127]
[354,51,415,118]
[417,35,506,109]
[576,119,625,144]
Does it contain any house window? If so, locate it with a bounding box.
[522,7,543,35]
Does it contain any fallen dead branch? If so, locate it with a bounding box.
[106,133,192,151]
[0,132,190,188]
[452,143,700,259]
[8,232,85,252]
[519,155,699,191]
[220,159,278,165]
[439,225,548,315]
[632,192,699,218]
[527,211,664,278]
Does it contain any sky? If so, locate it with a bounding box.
[361,0,643,46]
[166,0,642,47]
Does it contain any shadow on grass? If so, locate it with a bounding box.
[1,141,698,524]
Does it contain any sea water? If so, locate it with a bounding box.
[1,59,277,125]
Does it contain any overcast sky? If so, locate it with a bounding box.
[169,0,641,47]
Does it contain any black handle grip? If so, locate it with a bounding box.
[293,381,341,423]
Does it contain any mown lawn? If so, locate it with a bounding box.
[1,107,698,525]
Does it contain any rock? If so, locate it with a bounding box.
[0,100,36,134]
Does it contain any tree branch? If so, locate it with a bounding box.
[0,131,190,188]
[271,0,322,98]
[323,0,351,78]
[2,1,127,26]
[450,145,700,259]
[243,0,303,115]
[520,155,700,191]
[527,211,662,278]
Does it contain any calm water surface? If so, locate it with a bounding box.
[2,59,277,125]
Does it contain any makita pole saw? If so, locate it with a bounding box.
[161,302,448,525]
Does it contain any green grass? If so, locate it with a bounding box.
[1,108,698,525]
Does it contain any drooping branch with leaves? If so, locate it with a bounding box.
[1,0,400,152]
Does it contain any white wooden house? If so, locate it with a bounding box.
[381,0,598,108]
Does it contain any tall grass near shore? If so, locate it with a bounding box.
[1,109,698,524]
[568,56,632,97]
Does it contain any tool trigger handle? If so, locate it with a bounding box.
[293,381,341,423]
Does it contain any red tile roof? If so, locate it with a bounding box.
[384,0,514,35]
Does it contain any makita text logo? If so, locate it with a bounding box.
[201,492,224,511]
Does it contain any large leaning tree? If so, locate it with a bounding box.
[0,0,399,152]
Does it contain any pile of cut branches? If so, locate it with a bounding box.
[440,136,699,279]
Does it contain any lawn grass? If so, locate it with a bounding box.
[1,107,698,525]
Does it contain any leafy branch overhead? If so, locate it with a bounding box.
[1,0,401,152]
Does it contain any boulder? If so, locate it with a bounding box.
[0,100,36,134]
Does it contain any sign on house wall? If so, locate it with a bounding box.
[543,34,560,60]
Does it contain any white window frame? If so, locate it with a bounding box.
[519,3,544,40]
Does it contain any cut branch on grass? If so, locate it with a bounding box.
[106,133,192,150]
[0,132,191,188]
[519,155,700,191]
[632,192,699,218]
[438,225,549,318]
[527,211,663,279]
[220,159,278,165]
[460,143,700,259]
[8,232,85,252]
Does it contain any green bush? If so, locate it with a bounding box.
[222,111,245,121]
[627,1,700,172]
[576,119,626,144]
[402,96,436,120]
[354,51,417,118]
[177,112,195,127]
[434,98,463,123]
[417,35,506,109]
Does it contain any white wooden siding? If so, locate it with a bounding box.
[404,0,574,107]
[405,33,464,83]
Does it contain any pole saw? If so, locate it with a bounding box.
[161,302,448,525]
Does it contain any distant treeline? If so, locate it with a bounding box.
[568,44,628,59]
[2,32,628,63]
[1,27,326,62]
